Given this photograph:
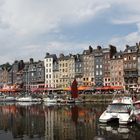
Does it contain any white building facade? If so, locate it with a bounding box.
[44,53,57,88]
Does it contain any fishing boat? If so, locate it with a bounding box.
[99,97,135,124]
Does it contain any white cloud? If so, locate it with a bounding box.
[109,32,140,50]
[45,41,90,55]
[0,0,140,64]
[0,0,110,36]
[110,0,140,27]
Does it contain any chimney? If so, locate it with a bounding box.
[126,45,129,49]
[30,58,34,64]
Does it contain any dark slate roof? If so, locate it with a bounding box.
[75,54,83,62]
[45,54,57,60]
[124,45,138,53]
[112,51,123,59]
[58,55,70,60]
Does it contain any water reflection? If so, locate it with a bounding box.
[0,102,140,140]
[97,122,140,140]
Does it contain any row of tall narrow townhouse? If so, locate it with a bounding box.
[1,42,140,90]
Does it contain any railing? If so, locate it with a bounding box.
[124,74,138,77]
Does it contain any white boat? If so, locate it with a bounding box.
[16,95,42,102]
[43,96,57,103]
[99,97,134,124]
[3,96,16,102]
[0,95,16,102]
[16,102,41,106]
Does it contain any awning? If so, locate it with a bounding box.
[0,88,22,92]
[63,86,93,91]
[112,86,124,90]
[95,86,124,90]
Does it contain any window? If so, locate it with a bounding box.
[46,74,48,78]
[96,71,98,75]
[100,71,102,75]
[49,74,51,78]
[133,56,136,60]
[124,57,127,61]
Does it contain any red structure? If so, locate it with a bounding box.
[71,79,78,98]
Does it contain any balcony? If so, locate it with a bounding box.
[124,73,138,78]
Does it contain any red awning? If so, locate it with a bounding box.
[95,86,124,90]
[63,86,93,91]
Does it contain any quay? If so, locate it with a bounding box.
[79,93,140,102]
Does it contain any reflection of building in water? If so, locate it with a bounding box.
[44,105,99,140]
[0,104,45,139]
[0,103,122,140]
[44,106,74,140]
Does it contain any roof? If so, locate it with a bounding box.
[44,54,57,60]
[112,52,123,59]
[124,45,138,53]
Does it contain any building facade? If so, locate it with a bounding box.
[94,46,104,87]
[83,46,94,86]
[123,45,138,89]
[58,54,70,88]
[44,53,57,88]
[103,45,117,86]
[110,52,124,87]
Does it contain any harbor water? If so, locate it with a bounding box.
[0,102,140,140]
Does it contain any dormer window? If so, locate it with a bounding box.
[128,50,131,53]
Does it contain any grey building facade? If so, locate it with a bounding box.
[94,46,104,87]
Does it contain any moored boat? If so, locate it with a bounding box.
[16,94,42,102]
[0,94,16,102]
[99,97,135,124]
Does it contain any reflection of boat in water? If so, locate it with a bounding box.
[98,123,131,140]
[133,100,140,124]
[99,97,134,124]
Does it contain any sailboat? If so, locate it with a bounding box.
[16,69,42,102]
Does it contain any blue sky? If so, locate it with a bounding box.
[0,0,140,64]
